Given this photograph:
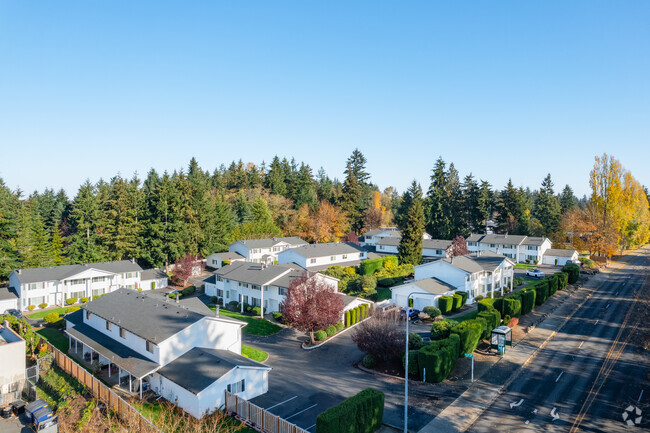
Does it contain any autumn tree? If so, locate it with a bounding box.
[351,310,405,363]
[449,236,469,257]
[173,254,203,286]
[280,273,344,344]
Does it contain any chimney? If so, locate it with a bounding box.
[131,257,136,264]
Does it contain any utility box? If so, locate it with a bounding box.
[491,325,512,355]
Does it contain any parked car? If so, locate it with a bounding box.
[400,307,421,321]
[526,269,545,278]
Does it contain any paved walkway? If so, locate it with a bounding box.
[416,256,634,433]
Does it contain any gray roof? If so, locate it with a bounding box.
[285,243,361,258]
[363,228,401,237]
[466,234,485,242]
[544,248,577,257]
[12,260,143,285]
[410,278,458,295]
[422,239,453,251]
[210,252,246,261]
[233,237,307,249]
[140,268,168,281]
[521,236,549,246]
[64,309,84,326]
[157,347,270,395]
[270,268,309,289]
[81,289,243,343]
[0,287,18,301]
[145,291,215,316]
[477,234,527,245]
[214,262,294,286]
[441,251,510,274]
[340,294,371,308]
[66,323,160,378]
[376,237,401,247]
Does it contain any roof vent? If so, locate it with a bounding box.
[16,269,21,275]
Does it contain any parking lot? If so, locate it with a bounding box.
[0,412,33,433]
[514,263,563,281]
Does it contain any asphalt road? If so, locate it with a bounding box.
[468,249,649,433]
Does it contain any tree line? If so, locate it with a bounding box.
[0,151,648,281]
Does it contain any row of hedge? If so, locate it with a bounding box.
[438,291,467,315]
[359,256,399,275]
[344,304,370,327]
[316,388,385,433]
[314,322,345,341]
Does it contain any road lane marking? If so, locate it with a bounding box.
[579,341,585,349]
[510,399,524,408]
[306,424,316,431]
[286,404,318,420]
[533,409,538,414]
[606,303,610,309]
[556,371,564,382]
[265,395,297,411]
[595,320,599,325]
[551,407,560,421]
[525,420,530,424]
[639,389,644,403]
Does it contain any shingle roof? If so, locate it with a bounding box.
[210,252,246,261]
[65,323,160,378]
[521,236,549,246]
[544,249,578,257]
[466,234,485,242]
[140,268,168,281]
[157,347,270,395]
[214,262,293,286]
[81,289,242,343]
[286,243,361,258]
[12,260,143,284]
[363,228,401,237]
[422,239,453,250]
[440,251,510,273]
[477,234,527,245]
[233,237,307,249]
[0,287,18,301]
[410,278,458,295]
[64,309,84,326]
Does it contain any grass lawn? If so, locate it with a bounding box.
[37,327,69,352]
[209,307,281,336]
[452,310,478,323]
[27,305,83,319]
[514,263,537,269]
[241,344,269,362]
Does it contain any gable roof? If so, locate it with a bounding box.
[363,227,401,237]
[422,239,453,251]
[157,347,270,395]
[140,268,168,281]
[477,234,527,245]
[409,277,458,295]
[426,251,511,274]
[285,243,361,258]
[232,237,307,249]
[11,260,143,285]
[212,262,293,286]
[209,252,246,261]
[0,287,18,301]
[81,289,243,343]
[544,248,578,257]
[521,236,550,246]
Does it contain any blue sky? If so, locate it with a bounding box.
[1,1,648,198]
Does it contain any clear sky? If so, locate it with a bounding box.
[1,1,648,198]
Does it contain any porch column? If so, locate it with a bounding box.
[500,271,504,296]
[129,374,132,393]
[108,363,111,377]
[69,336,71,351]
[260,286,264,318]
[140,378,143,399]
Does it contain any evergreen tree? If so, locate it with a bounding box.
[66,180,107,263]
[234,192,253,225]
[559,184,578,213]
[477,180,494,229]
[461,174,482,235]
[294,164,318,209]
[50,226,65,266]
[446,163,462,236]
[534,174,562,237]
[0,179,18,280]
[496,180,530,235]
[265,156,287,196]
[426,157,452,239]
[341,149,371,233]
[398,181,425,265]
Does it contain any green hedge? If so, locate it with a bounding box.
[548,274,559,296]
[314,330,327,341]
[478,298,496,313]
[452,294,463,311]
[451,319,484,355]
[455,291,468,306]
[345,311,351,327]
[520,289,536,315]
[497,297,521,318]
[438,296,454,315]
[558,271,569,290]
[533,279,550,305]
[326,326,337,337]
[316,388,385,433]
[477,309,501,339]
[423,306,441,317]
[402,350,420,376]
[359,256,399,275]
[417,334,460,383]
[431,319,458,340]
[562,263,580,284]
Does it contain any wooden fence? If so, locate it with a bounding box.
[225,391,310,433]
[46,342,159,432]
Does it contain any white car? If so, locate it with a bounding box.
[526,269,545,278]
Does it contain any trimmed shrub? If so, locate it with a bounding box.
[228,300,239,309]
[520,289,536,315]
[452,294,463,311]
[451,320,484,355]
[503,315,511,326]
[65,298,78,305]
[316,388,384,433]
[314,330,328,341]
[547,274,559,296]
[65,306,81,314]
[558,271,569,290]
[562,263,580,284]
[477,309,501,339]
[423,306,442,318]
[335,322,344,332]
[417,334,460,383]
[478,298,496,313]
[27,305,36,311]
[409,333,424,350]
[252,307,262,316]
[499,298,521,318]
[326,326,337,337]
[377,277,395,287]
[362,354,377,369]
[345,311,351,327]
[402,350,420,376]
[359,258,385,275]
[455,291,468,306]
[92,295,100,300]
[210,296,219,304]
[44,312,60,324]
[38,303,48,309]
[168,292,180,300]
[534,280,550,305]
[438,296,454,315]
[431,319,458,340]
[80,297,89,303]
[272,312,283,322]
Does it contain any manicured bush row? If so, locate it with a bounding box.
[402,350,420,376]
[494,297,521,318]
[335,322,344,332]
[359,256,399,275]
[562,263,580,284]
[438,296,454,315]
[451,319,484,356]
[345,310,351,327]
[520,289,536,315]
[533,279,550,305]
[65,298,78,305]
[558,271,569,290]
[431,319,458,340]
[314,330,327,341]
[423,306,441,318]
[326,326,337,337]
[547,274,559,296]
[455,291,468,306]
[452,294,463,311]
[478,298,496,313]
[408,333,424,350]
[38,303,48,309]
[417,333,460,383]
[316,388,385,433]
[477,309,501,339]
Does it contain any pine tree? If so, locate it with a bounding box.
[477,180,494,229]
[0,179,19,280]
[461,174,482,235]
[342,150,370,233]
[497,180,530,235]
[534,174,562,237]
[265,156,287,196]
[398,181,425,265]
[294,164,318,209]
[446,163,462,236]
[559,184,578,213]
[66,180,107,263]
[426,157,452,239]
[50,226,65,266]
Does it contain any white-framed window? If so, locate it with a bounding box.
[243,295,249,304]
[70,291,84,299]
[217,276,223,282]
[279,288,287,296]
[92,276,106,283]
[310,258,316,264]
[342,254,348,260]
[29,296,45,306]
[330,256,336,261]
[227,379,245,394]
[86,311,91,320]
[28,282,45,291]
[92,288,105,297]
[217,289,224,297]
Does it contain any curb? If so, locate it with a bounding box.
[357,363,425,385]
[301,318,369,350]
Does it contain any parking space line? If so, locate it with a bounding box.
[306,424,316,431]
[265,395,298,411]
[285,403,318,420]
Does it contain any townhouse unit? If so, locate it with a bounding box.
[360,227,432,247]
[466,233,552,264]
[277,242,364,271]
[375,237,453,261]
[391,251,514,309]
[8,260,169,311]
[542,249,579,266]
[204,262,339,314]
[225,237,308,266]
[0,320,26,405]
[0,287,19,313]
[64,289,270,418]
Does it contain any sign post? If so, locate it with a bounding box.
[464,353,474,383]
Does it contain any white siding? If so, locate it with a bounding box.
[198,367,269,415]
[414,261,468,288]
[151,373,201,418]
[0,298,18,313]
[278,249,362,269]
[390,283,452,310]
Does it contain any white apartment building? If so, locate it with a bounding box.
[466,234,552,264]
[277,243,364,271]
[225,237,308,266]
[375,237,453,261]
[0,320,26,405]
[361,227,432,247]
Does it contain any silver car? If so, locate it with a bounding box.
[526,269,545,278]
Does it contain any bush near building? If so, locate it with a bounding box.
[562,263,580,284]
[431,319,458,340]
[417,334,460,383]
[452,293,463,311]
[451,319,484,355]
[438,296,454,315]
[316,388,385,433]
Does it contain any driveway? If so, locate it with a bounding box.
[0,413,33,433]
[246,324,450,432]
[515,264,562,281]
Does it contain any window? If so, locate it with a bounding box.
[217,275,223,282]
[528,245,538,251]
[251,285,260,290]
[227,379,246,394]
[106,320,112,331]
[92,288,105,297]
[379,245,384,250]
[92,276,106,283]
[28,282,45,291]
[86,311,91,320]
[29,296,45,306]
[243,283,249,288]
[68,279,85,286]
[330,256,336,261]
[489,244,496,248]
[226,291,230,298]
[69,290,84,299]
[436,250,442,255]
[342,254,348,260]
[212,259,217,265]
[120,327,126,338]
[217,289,224,297]
[279,288,287,296]
[310,258,316,264]
[146,341,154,353]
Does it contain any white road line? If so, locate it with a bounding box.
[556,371,564,382]
[578,341,585,349]
[306,424,316,431]
[639,389,644,403]
[595,320,599,325]
[265,395,298,411]
[286,404,318,420]
[606,303,610,309]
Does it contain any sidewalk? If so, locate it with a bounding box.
[415,258,631,433]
